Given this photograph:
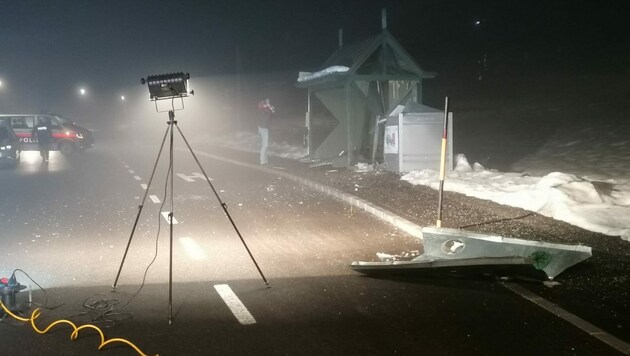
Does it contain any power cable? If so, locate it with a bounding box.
[0,269,154,355]
[117,154,172,311]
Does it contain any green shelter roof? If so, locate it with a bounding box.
[297,30,436,88]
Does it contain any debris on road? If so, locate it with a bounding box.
[352,227,592,280]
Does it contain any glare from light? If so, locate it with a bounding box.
[0,80,3,88]
[121,95,125,101]
[179,237,207,260]
[474,20,481,26]
[20,151,47,165]
[79,88,86,96]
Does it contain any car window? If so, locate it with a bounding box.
[0,119,10,130]
[11,116,35,129]
[40,116,62,130]
[54,115,72,125]
[49,117,63,130]
[10,117,27,129]
[0,126,8,140]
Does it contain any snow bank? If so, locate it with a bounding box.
[402,154,630,241]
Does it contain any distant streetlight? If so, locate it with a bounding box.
[79,88,87,96]
[0,80,3,88]
[121,95,125,101]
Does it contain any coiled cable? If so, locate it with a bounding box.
[0,300,154,355]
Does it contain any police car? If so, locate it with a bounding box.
[0,114,94,156]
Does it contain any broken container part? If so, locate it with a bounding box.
[351,227,592,280]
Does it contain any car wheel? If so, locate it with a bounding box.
[59,141,75,156]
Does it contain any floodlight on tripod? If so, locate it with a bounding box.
[141,72,194,100]
[113,71,268,325]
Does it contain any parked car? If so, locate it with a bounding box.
[0,120,21,168]
[0,114,94,156]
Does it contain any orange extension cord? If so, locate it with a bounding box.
[0,300,155,355]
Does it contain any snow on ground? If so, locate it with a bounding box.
[199,121,630,242]
[403,155,630,241]
[201,130,308,160]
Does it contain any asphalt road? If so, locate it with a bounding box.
[0,144,626,355]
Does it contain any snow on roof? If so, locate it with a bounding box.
[389,103,442,116]
[297,66,350,83]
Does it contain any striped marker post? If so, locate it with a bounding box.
[437,97,449,228]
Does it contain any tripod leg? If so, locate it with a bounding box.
[112,123,171,289]
[175,124,270,286]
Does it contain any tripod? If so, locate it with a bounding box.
[112,109,269,324]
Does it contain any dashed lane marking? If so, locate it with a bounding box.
[133,175,142,181]
[128,169,135,174]
[149,195,161,204]
[161,212,178,224]
[140,184,148,190]
[178,237,207,260]
[214,284,256,325]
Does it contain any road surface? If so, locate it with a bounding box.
[0,145,625,355]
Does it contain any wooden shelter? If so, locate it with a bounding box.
[297,28,436,167]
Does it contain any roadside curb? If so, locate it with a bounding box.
[190,148,424,241]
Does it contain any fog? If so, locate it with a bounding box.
[79,71,304,151]
[1,1,628,172]
[1,4,629,355]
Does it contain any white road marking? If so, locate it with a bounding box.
[176,173,196,182]
[133,175,142,181]
[214,284,256,325]
[124,165,129,168]
[192,172,212,181]
[178,237,206,260]
[502,282,630,354]
[140,184,148,190]
[177,172,213,182]
[128,169,135,174]
[149,195,161,204]
[161,212,178,224]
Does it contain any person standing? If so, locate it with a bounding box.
[33,117,53,161]
[257,98,274,165]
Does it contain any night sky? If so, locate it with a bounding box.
[1,0,628,116]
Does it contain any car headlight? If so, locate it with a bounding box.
[0,145,10,150]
